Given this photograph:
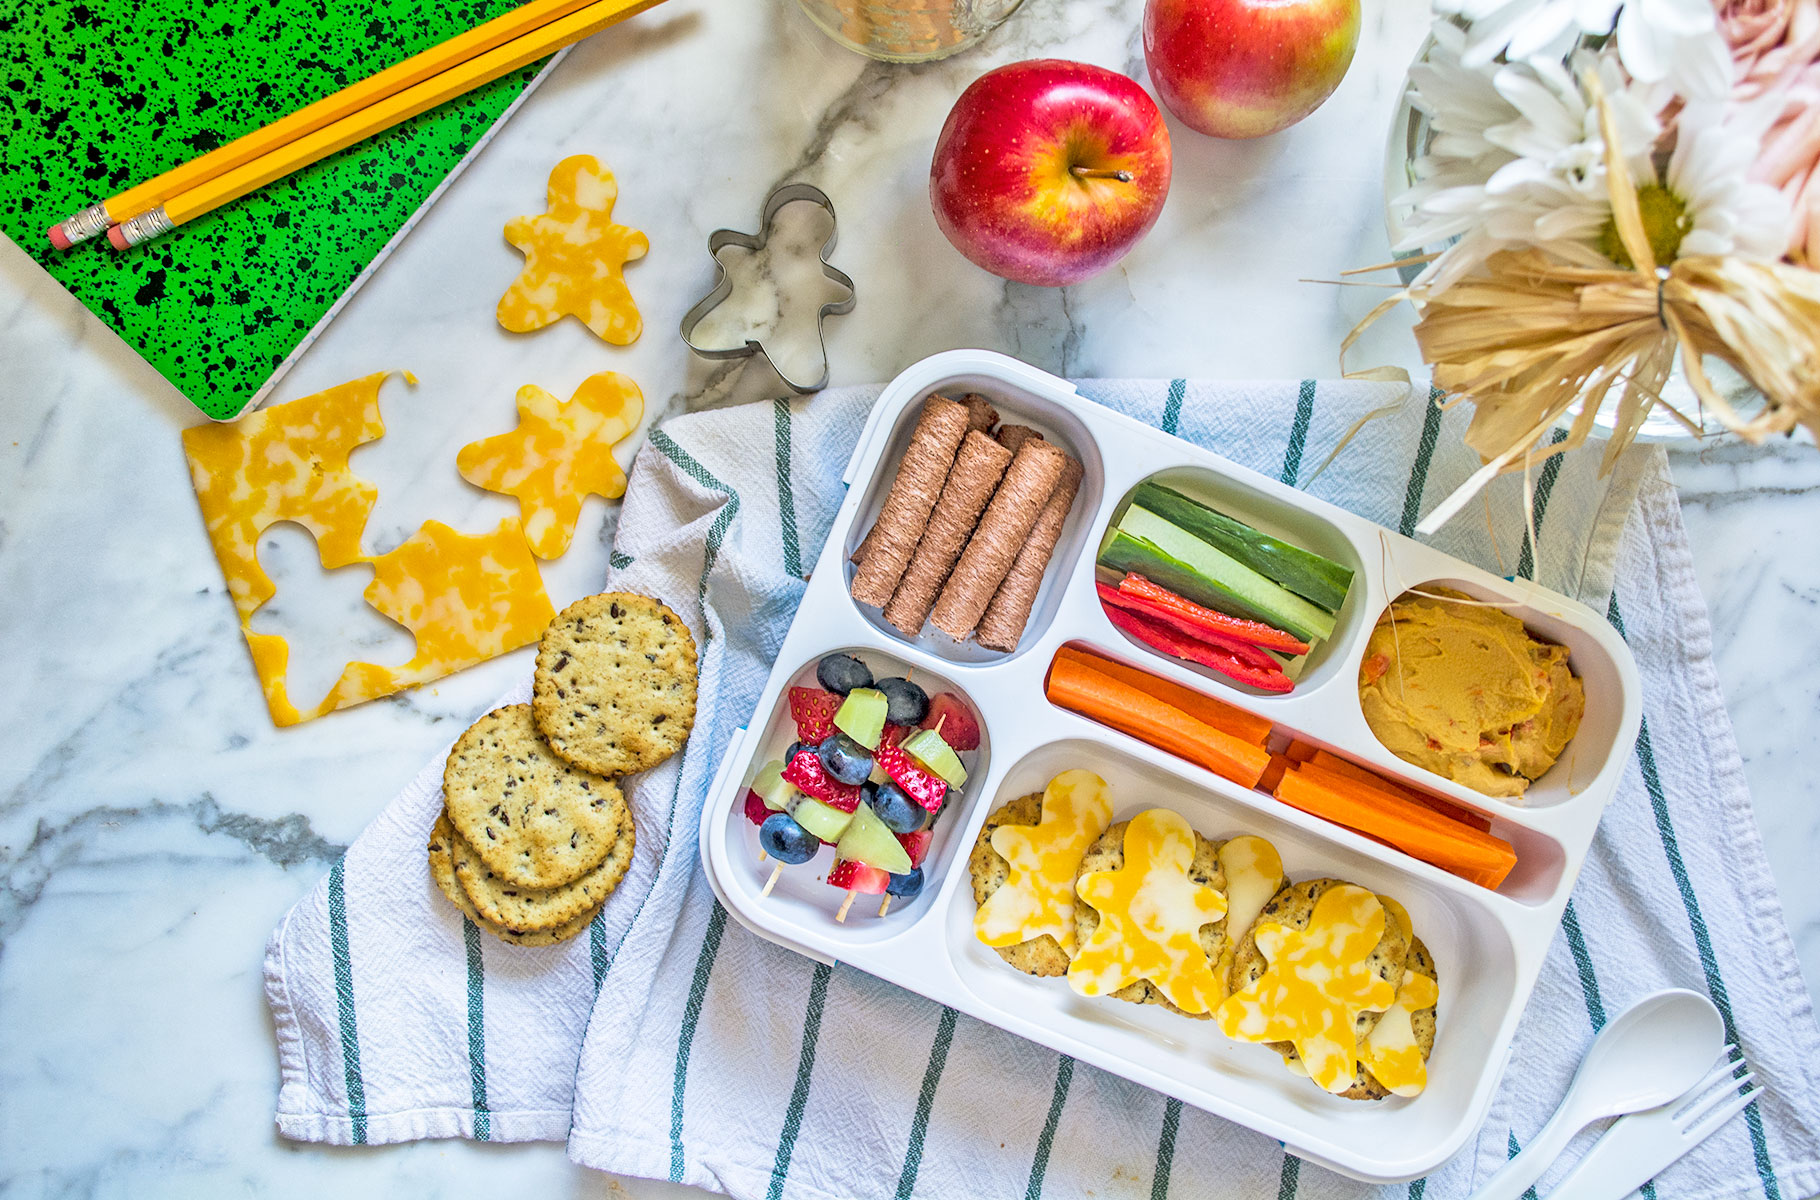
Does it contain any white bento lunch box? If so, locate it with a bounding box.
[698,349,1642,1183]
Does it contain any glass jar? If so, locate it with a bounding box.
[793,0,1025,62]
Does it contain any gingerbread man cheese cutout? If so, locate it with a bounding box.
[1068,808,1229,1015]
[975,769,1115,955]
[1215,884,1399,1094]
[498,154,649,344]
[456,371,645,558]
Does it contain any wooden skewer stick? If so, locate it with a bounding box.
[761,864,782,898]
[758,847,768,862]
[835,889,857,923]
[878,895,893,918]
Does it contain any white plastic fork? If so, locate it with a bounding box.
[1540,1045,1764,1200]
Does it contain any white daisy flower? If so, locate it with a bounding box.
[1436,0,1735,99]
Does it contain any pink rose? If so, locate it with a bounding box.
[1723,0,1820,259]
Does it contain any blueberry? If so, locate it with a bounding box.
[885,867,924,898]
[817,732,873,786]
[816,653,873,695]
[759,813,820,864]
[875,677,929,725]
[870,781,925,834]
[785,740,806,764]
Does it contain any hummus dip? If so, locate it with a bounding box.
[1358,590,1584,798]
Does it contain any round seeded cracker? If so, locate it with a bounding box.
[969,793,1072,977]
[1073,819,1228,1020]
[428,813,600,946]
[1227,877,1412,1082]
[533,593,698,776]
[443,703,629,888]
[450,805,635,933]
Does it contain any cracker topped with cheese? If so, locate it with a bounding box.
[1216,879,1405,1094]
[1068,808,1229,1017]
[972,769,1115,970]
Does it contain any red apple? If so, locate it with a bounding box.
[930,60,1172,288]
[1144,0,1360,139]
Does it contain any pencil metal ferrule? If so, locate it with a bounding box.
[111,206,176,250]
[54,202,113,247]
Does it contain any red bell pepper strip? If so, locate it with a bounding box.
[1097,582,1281,670]
[1117,573,1311,655]
[1103,604,1295,693]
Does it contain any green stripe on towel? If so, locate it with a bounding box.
[1161,379,1186,435]
[1608,594,1782,1200]
[1275,1152,1301,1200]
[774,398,802,578]
[1024,1054,1074,1200]
[327,858,367,1144]
[669,900,729,1182]
[1399,388,1446,537]
[1280,380,1316,486]
[894,1005,959,1200]
[462,918,491,1140]
[767,962,834,1200]
[1515,428,1570,581]
[1149,1096,1182,1200]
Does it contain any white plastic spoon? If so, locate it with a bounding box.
[1466,988,1725,1200]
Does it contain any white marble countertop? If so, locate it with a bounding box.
[1,0,1816,1194]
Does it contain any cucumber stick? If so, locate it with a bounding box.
[1131,481,1352,611]
[1109,506,1336,642]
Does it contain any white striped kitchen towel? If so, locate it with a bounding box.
[267,376,1820,1200]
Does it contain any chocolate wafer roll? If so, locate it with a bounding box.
[881,431,1012,636]
[974,454,1085,652]
[996,424,1045,455]
[931,440,1067,639]
[962,393,999,434]
[850,395,971,605]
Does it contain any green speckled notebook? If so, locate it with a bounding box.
[0,2,555,420]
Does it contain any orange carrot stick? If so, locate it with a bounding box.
[1273,767,1517,889]
[1258,753,1291,793]
[1054,645,1272,746]
[1047,654,1272,789]
[1306,750,1495,833]
[1283,740,1319,763]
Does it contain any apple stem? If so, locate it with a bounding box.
[1071,166,1133,183]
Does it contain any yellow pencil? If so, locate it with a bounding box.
[106,0,665,250]
[46,0,620,250]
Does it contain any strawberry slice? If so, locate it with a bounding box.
[743,789,770,826]
[875,741,948,811]
[896,829,933,869]
[923,692,981,751]
[788,686,842,743]
[880,722,911,747]
[827,859,890,894]
[783,749,862,812]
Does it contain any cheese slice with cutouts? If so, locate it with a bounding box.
[1068,808,1229,1014]
[497,155,648,344]
[975,769,1114,954]
[1213,835,1284,982]
[456,371,645,559]
[1215,884,1398,1094]
[182,371,388,621]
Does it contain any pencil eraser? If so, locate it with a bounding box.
[46,223,71,251]
[106,225,130,251]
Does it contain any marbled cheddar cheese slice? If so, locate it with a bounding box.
[1213,835,1284,981]
[1068,808,1229,1014]
[1215,885,1398,1094]
[457,372,645,559]
[1359,967,1439,1097]
[181,371,388,622]
[975,769,1114,953]
[497,155,648,344]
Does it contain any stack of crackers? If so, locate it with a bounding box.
[428,593,698,945]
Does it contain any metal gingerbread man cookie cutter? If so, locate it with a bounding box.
[678,182,856,394]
